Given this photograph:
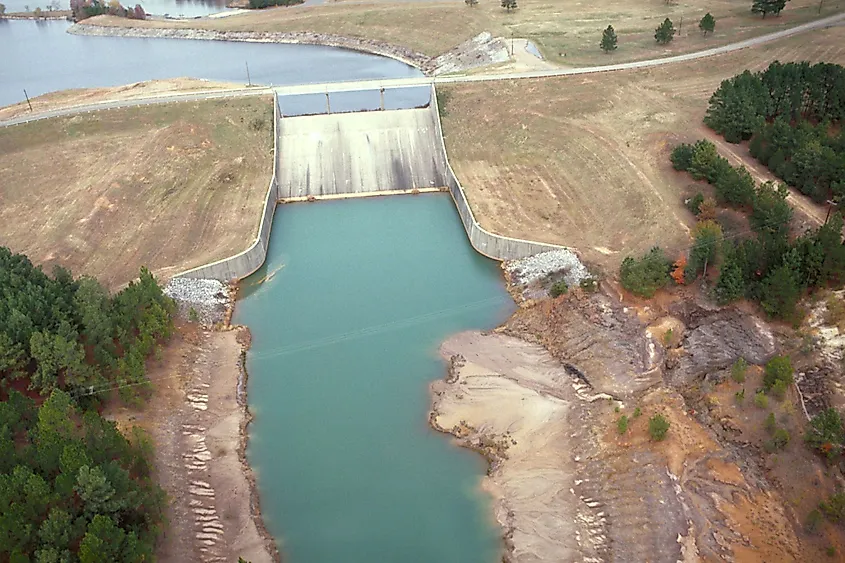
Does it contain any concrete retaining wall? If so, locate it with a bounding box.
[429,85,569,261]
[174,93,280,281]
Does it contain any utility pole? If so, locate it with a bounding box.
[819,0,824,13]
[825,199,837,223]
[678,16,683,35]
[511,31,515,57]
[380,87,385,111]
[23,89,32,112]
[245,62,251,87]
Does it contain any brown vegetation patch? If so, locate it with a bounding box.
[0,97,273,289]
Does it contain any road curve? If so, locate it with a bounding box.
[2,11,844,126]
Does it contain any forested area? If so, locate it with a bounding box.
[1,247,174,561]
[665,139,845,320]
[705,61,845,203]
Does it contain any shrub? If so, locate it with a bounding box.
[188,307,200,323]
[820,491,845,522]
[579,277,599,293]
[620,247,672,298]
[771,378,788,401]
[764,428,790,452]
[671,143,695,171]
[763,356,793,391]
[648,414,670,441]
[806,509,823,534]
[617,415,629,435]
[765,412,777,434]
[827,546,837,558]
[633,407,642,418]
[754,391,768,409]
[663,328,674,347]
[735,389,745,404]
[686,192,704,215]
[805,408,845,459]
[550,280,569,297]
[731,358,748,383]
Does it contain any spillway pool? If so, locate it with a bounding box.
[234,194,514,563]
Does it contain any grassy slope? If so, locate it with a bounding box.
[439,24,845,269]
[87,0,845,65]
[0,97,273,289]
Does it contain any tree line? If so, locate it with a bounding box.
[1,247,175,401]
[247,0,303,9]
[70,0,145,21]
[1,247,174,561]
[666,140,845,319]
[705,61,845,203]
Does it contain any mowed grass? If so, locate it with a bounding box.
[88,0,845,65]
[0,97,273,289]
[439,25,845,269]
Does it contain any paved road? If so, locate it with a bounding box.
[2,11,844,126]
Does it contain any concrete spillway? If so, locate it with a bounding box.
[276,108,448,198]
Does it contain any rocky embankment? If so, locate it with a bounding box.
[69,24,516,76]
[432,284,809,562]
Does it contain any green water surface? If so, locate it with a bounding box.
[234,194,514,563]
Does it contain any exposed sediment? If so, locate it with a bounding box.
[150,324,279,563]
[431,290,806,562]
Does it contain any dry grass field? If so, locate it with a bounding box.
[88,0,845,65]
[0,97,273,289]
[439,24,845,270]
[0,78,244,122]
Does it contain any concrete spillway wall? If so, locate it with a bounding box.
[175,93,281,281]
[174,85,570,282]
[428,85,568,261]
[276,108,449,198]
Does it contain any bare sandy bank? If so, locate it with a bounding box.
[116,324,278,562]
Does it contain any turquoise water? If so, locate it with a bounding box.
[234,194,514,563]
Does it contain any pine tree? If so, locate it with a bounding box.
[752,0,789,18]
[655,18,675,45]
[699,12,716,36]
[501,0,517,12]
[600,25,618,53]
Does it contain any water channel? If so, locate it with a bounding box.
[3,16,512,562]
[235,196,514,562]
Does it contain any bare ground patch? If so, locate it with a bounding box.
[0,97,273,290]
[439,24,845,271]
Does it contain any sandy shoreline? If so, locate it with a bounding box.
[137,323,279,562]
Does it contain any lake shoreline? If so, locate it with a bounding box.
[68,22,434,74]
[233,322,283,563]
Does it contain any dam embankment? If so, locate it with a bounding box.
[176,85,570,282]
